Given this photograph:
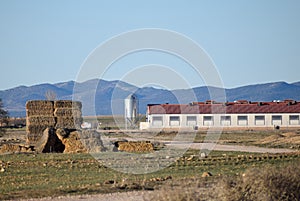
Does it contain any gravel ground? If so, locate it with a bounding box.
[21,190,155,201]
[166,142,298,153]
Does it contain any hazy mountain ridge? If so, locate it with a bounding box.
[1,80,300,117]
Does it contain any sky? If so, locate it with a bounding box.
[0,0,300,90]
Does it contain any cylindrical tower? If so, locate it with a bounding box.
[124,94,138,129]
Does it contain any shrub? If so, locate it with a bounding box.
[217,163,300,201]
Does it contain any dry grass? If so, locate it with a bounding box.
[216,163,300,201]
[254,132,300,149]
[146,160,300,201]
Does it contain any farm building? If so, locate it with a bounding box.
[141,100,300,130]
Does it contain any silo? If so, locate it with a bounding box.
[124,94,138,129]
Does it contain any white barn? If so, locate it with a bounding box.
[141,100,300,130]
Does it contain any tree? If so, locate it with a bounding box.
[0,99,9,136]
[45,90,57,101]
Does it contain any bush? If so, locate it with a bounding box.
[145,162,300,201]
[0,98,8,137]
[217,163,300,201]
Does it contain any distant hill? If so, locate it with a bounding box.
[1,79,300,117]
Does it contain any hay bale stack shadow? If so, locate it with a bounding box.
[35,127,65,153]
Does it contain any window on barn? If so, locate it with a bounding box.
[203,116,214,126]
[272,115,282,125]
[255,116,265,126]
[169,116,180,126]
[289,115,300,125]
[238,116,248,126]
[220,116,231,126]
[186,116,197,126]
[152,116,163,126]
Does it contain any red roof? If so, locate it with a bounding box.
[148,100,300,114]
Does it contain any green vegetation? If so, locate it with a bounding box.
[0,150,299,200]
[1,125,300,200]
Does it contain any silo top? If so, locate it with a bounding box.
[126,94,137,100]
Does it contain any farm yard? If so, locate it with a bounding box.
[0,126,300,200]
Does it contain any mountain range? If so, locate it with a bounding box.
[1,79,300,117]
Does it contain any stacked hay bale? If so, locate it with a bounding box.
[118,141,154,153]
[26,101,55,143]
[25,100,106,153]
[26,100,82,144]
[54,100,82,130]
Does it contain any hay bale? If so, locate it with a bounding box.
[118,141,154,153]
[26,116,56,126]
[0,144,34,154]
[54,100,82,109]
[0,144,21,153]
[26,109,54,117]
[54,108,82,118]
[55,117,82,129]
[26,124,50,134]
[35,128,65,153]
[26,134,43,144]
[26,100,54,109]
[26,124,52,143]
[62,130,87,153]
[56,128,69,141]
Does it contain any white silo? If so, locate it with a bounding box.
[124,94,138,129]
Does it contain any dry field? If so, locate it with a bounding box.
[0,128,300,200]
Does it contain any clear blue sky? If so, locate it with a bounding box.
[0,0,299,90]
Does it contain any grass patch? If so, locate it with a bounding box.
[0,150,299,200]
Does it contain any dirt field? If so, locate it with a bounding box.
[1,128,300,200]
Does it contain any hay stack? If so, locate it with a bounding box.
[26,100,83,144]
[54,100,82,109]
[26,100,55,144]
[26,100,54,110]
[118,141,154,153]
[54,100,82,130]
[55,117,82,129]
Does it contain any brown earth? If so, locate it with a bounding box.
[254,131,300,148]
